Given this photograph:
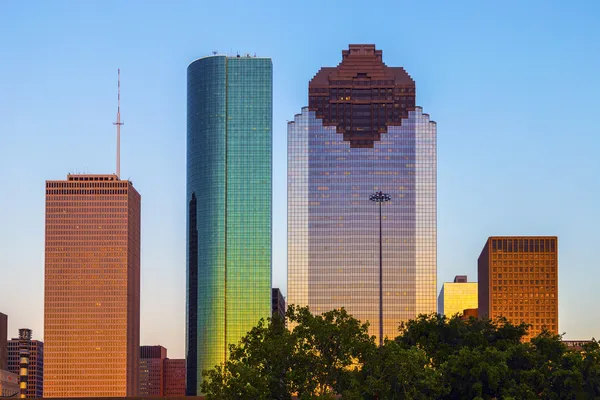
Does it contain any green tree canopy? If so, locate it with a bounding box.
[201,308,600,399]
[201,305,374,399]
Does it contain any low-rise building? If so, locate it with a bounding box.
[0,369,19,398]
[164,359,186,396]
[438,276,478,317]
[139,346,186,396]
[7,333,44,398]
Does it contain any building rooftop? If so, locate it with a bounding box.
[310,44,414,87]
[66,173,120,181]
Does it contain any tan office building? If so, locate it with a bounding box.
[44,174,140,397]
[438,275,477,317]
[478,236,558,341]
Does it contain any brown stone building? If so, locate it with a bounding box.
[44,174,141,397]
[478,236,558,341]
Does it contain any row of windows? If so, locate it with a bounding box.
[492,292,555,299]
[492,257,556,263]
[48,181,127,187]
[310,84,415,91]
[491,238,556,253]
[47,189,129,195]
[493,285,556,292]
[494,299,554,305]
[492,266,556,273]
[494,279,556,285]
[48,198,130,205]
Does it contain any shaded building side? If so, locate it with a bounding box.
[0,313,6,370]
[272,288,286,321]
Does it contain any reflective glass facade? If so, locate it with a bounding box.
[438,282,478,317]
[288,105,437,342]
[186,55,272,393]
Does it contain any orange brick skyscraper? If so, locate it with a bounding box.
[478,236,558,341]
[44,173,140,397]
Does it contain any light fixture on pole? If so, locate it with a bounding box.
[369,191,391,346]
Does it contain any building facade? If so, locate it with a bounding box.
[288,45,437,342]
[7,334,44,398]
[462,308,478,319]
[139,346,166,396]
[0,312,6,370]
[163,359,186,396]
[478,236,558,341]
[272,288,286,321]
[438,275,478,317]
[562,340,593,351]
[186,54,273,393]
[44,174,141,397]
[138,346,185,397]
[0,370,19,398]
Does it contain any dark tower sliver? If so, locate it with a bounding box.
[186,192,198,396]
[308,44,416,148]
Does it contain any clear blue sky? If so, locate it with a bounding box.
[1,1,599,359]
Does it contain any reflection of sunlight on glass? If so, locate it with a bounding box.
[288,45,437,348]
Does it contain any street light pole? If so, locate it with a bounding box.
[369,191,391,346]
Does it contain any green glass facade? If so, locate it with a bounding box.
[186,55,272,394]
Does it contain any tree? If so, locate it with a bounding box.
[345,339,446,399]
[395,314,600,400]
[202,310,600,399]
[201,305,375,399]
[201,314,294,399]
[580,340,600,397]
[396,313,529,367]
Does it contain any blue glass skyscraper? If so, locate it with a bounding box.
[186,54,272,394]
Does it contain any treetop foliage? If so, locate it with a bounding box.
[201,306,600,399]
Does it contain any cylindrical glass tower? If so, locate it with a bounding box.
[186,54,272,394]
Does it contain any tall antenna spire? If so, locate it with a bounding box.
[113,69,124,178]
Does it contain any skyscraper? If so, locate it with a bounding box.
[478,236,558,341]
[186,53,272,393]
[438,275,478,317]
[288,45,437,342]
[44,173,141,397]
[7,332,43,398]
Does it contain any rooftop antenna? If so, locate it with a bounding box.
[113,69,124,178]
